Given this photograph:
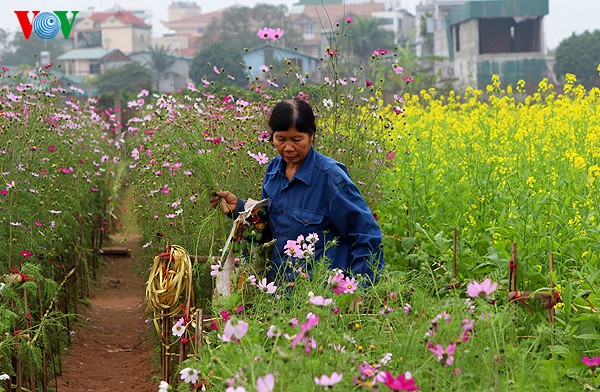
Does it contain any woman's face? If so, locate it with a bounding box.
[272,126,313,166]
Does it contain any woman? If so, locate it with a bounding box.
[210,98,383,283]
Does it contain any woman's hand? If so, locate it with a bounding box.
[209,191,238,215]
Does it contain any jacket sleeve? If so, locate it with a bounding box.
[327,178,384,282]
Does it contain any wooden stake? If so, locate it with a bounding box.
[452,227,457,279]
[162,313,171,383]
[194,309,203,354]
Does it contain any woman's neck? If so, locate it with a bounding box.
[284,160,303,180]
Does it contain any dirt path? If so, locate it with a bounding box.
[53,232,158,391]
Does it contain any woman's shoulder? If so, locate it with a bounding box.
[313,151,351,185]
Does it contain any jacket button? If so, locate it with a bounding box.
[304,219,308,223]
[279,209,284,215]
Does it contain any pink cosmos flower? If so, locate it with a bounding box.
[257,278,277,294]
[328,272,345,295]
[342,277,358,294]
[284,240,300,257]
[393,64,404,75]
[179,367,199,384]
[172,317,186,337]
[314,372,343,387]
[366,79,373,87]
[266,325,281,338]
[271,28,284,40]
[291,314,319,348]
[289,317,298,328]
[466,278,498,299]
[428,343,457,366]
[0,190,7,195]
[256,373,275,392]
[309,296,333,306]
[20,250,32,257]
[346,17,353,23]
[258,27,272,39]
[222,319,249,342]
[581,356,600,367]
[210,261,221,277]
[379,371,420,391]
[358,361,379,379]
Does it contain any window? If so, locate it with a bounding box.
[479,17,541,54]
[304,23,314,37]
[89,63,101,74]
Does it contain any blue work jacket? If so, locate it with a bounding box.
[236,148,384,283]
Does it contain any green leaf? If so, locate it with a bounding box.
[573,333,600,340]
[401,237,416,252]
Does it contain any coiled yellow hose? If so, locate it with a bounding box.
[145,244,194,318]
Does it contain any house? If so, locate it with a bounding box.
[243,45,320,80]
[73,11,152,54]
[57,48,131,76]
[128,51,193,92]
[289,0,414,58]
[160,8,225,56]
[416,0,549,90]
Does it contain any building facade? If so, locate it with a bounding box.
[416,0,549,90]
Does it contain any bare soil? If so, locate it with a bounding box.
[53,232,159,391]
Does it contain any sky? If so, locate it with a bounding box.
[1,0,599,50]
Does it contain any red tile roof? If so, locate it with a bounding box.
[90,11,149,27]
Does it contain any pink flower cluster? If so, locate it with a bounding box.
[354,357,419,391]
[291,313,319,354]
[284,233,319,259]
[328,271,358,295]
[257,27,284,41]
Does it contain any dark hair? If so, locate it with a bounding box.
[268,98,316,139]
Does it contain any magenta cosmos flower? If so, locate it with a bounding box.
[291,313,319,347]
[378,371,420,391]
[428,343,457,366]
[466,278,498,299]
[581,356,600,367]
[314,372,343,387]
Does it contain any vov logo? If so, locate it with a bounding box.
[14,11,79,40]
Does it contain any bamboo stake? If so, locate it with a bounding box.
[16,353,22,392]
[162,312,171,383]
[194,309,203,354]
[38,277,48,392]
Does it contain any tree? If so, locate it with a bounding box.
[148,45,176,90]
[554,30,600,89]
[201,4,301,50]
[92,62,153,121]
[189,42,247,88]
[0,30,66,67]
[345,17,395,65]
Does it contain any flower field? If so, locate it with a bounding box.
[1,32,600,392]
[0,66,123,389]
